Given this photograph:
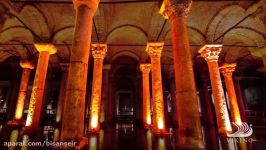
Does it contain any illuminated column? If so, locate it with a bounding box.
[145,42,166,133]
[199,44,232,135]
[25,43,57,130]
[140,64,152,129]
[160,0,203,147]
[220,63,242,125]
[88,43,107,133]
[8,61,34,125]
[61,0,99,143]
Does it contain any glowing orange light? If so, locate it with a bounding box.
[25,108,34,126]
[91,115,98,129]
[158,118,164,130]
[225,117,232,132]
[236,118,242,126]
[147,116,151,125]
[15,93,25,120]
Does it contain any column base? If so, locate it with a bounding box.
[7,119,25,127]
[22,126,43,134]
[152,129,169,135]
[144,124,152,129]
[54,137,88,150]
[87,128,100,134]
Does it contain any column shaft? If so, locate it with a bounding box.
[142,73,151,128]
[102,65,110,123]
[9,61,34,126]
[25,51,50,129]
[88,58,104,132]
[220,64,241,124]
[61,4,95,140]
[234,78,247,121]
[15,68,31,120]
[199,77,218,150]
[146,43,166,133]
[160,0,204,146]
[207,61,231,134]
[151,56,165,132]
[140,64,152,128]
[55,68,68,124]
[172,17,204,148]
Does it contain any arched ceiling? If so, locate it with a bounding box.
[0,0,265,77]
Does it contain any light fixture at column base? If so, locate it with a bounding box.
[7,119,25,127]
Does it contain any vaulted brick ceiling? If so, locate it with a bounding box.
[0,0,265,76]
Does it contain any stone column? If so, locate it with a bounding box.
[60,0,99,144]
[25,43,57,131]
[101,64,111,124]
[220,63,242,125]
[199,44,232,135]
[145,42,166,134]
[55,64,69,125]
[88,43,107,133]
[8,61,34,126]
[140,64,152,129]
[199,76,218,150]
[234,78,247,122]
[160,0,204,147]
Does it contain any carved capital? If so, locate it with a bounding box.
[160,0,192,19]
[220,63,236,76]
[145,42,164,58]
[140,64,151,74]
[34,43,57,54]
[91,43,107,59]
[73,0,100,12]
[199,44,222,62]
[20,61,34,69]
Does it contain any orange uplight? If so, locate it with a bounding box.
[235,117,242,126]
[158,118,164,130]
[147,116,151,125]
[25,109,33,127]
[225,119,232,132]
[91,115,98,129]
[14,94,24,120]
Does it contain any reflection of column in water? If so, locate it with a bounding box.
[146,130,152,150]
[89,136,97,150]
[99,129,104,150]
[53,128,60,142]
[21,135,29,150]
[9,129,19,150]
[158,138,166,150]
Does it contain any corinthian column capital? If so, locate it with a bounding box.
[34,43,57,54]
[145,42,164,58]
[91,43,107,59]
[199,44,222,62]
[73,0,100,12]
[160,0,192,19]
[140,64,151,74]
[20,61,34,69]
[220,63,236,76]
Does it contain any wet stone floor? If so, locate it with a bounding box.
[0,123,266,150]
